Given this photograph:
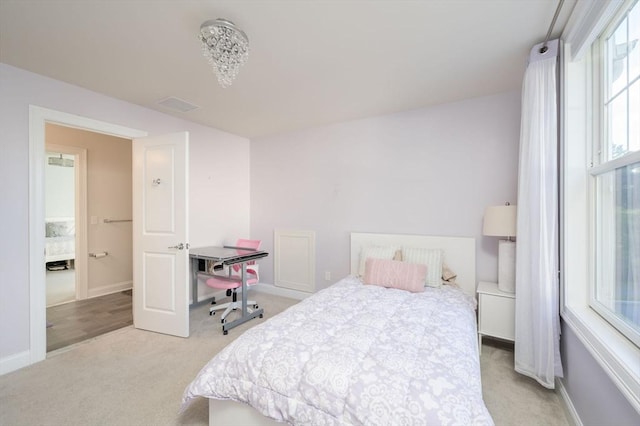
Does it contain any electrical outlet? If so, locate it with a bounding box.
[324,271,331,281]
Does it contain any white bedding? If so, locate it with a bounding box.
[183,275,494,425]
[45,218,75,263]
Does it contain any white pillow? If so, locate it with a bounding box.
[358,246,398,276]
[401,247,443,287]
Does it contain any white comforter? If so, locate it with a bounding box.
[183,276,494,425]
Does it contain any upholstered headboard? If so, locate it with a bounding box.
[350,232,477,298]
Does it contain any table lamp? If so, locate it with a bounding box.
[483,203,517,293]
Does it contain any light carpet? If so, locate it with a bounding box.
[0,292,570,426]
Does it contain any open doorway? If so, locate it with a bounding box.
[29,106,148,364]
[44,123,134,352]
[29,106,192,366]
[45,148,81,308]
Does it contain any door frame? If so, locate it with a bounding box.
[45,144,88,302]
[29,105,146,364]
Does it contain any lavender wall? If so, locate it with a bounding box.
[560,323,640,425]
[250,90,521,291]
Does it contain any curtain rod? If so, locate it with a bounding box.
[540,0,565,54]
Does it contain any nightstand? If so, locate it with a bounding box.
[477,281,515,353]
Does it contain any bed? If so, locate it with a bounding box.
[182,232,493,425]
[45,217,75,265]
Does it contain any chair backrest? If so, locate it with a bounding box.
[231,239,261,273]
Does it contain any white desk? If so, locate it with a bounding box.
[189,246,268,334]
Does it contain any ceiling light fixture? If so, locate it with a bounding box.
[199,18,249,88]
[48,154,74,168]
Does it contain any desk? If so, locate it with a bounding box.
[189,246,269,334]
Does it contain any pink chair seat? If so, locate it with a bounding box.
[205,273,258,290]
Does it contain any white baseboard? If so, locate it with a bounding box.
[193,283,310,305]
[252,282,311,301]
[86,280,132,299]
[189,283,312,304]
[557,378,583,426]
[0,350,31,376]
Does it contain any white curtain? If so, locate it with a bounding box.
[515,39,563,389]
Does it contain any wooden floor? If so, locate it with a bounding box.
[46,290,133,352]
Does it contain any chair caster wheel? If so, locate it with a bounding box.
[221,318,226,324]
[209,311,213,316]
[223,330,228,335]
[259,314,263,318]
[254,304,259,309]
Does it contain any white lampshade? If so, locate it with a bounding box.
[483,205,517,238]
[483,204,517,293]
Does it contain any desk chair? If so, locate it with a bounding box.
[206,239,261,324]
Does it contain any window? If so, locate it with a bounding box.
[591,0,640,347]
[563,0,640,411]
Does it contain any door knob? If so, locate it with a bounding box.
[168,243,184,250]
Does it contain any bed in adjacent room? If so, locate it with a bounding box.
[182,232,493,425]
[45,217,75,267]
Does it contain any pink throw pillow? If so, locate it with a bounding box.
[363,258,427,293]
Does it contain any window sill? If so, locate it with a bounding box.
[562,305,640,412]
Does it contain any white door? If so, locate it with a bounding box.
[132,131,189,337]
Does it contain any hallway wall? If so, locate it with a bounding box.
[47,124,133,297]
[45,152,74,219]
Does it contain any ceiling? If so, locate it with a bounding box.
[0,0,574,139]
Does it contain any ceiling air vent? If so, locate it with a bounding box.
[157,97,199,113]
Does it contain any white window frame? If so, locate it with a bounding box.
[561,0,640,413]
[589,0,640,347]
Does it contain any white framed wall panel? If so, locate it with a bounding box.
[274,230,315,293]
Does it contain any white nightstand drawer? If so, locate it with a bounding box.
[479,292,515,341]
[477,281,515,352]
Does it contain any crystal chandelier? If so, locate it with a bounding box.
[199,19,249,88]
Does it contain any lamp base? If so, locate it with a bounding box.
[497,240,516,293]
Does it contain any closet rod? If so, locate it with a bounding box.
[540,0,565,53]
[103,219,132,223]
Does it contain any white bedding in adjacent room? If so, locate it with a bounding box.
[45,218,75,263]
[183,275,493,425]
